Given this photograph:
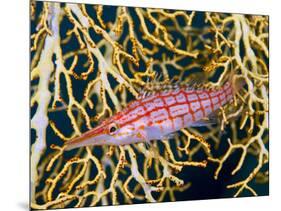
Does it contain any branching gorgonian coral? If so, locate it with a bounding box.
[30,1,268,209]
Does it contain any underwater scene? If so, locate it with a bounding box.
[30,1,269,209]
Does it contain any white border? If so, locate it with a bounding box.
[1,0,280,211]
[46,0,271,15]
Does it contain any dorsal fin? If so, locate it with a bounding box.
[136,72,171,99]
[136,70,224,99]
[137,80,181,99]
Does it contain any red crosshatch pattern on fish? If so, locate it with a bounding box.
[65,81,234,149]
[116,81,233,130]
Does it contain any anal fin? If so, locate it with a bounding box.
[190,115,218,127]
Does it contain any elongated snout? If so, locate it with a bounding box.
[64,133,110,151]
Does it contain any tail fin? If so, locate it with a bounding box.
[227,60,246,96]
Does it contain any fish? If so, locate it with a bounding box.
[64,79,236,151]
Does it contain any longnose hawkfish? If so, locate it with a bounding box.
[65,78,237,151]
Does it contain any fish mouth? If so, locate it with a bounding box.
[64,133,110,151]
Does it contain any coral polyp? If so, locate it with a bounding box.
[30,1,268,209]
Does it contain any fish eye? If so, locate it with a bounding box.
[109,123,118,135]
